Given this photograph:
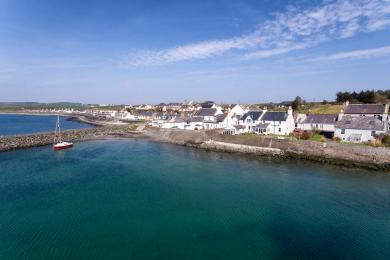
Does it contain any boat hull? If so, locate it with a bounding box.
[53,142,73,150]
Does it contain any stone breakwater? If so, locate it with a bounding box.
[144,128,390,170]
[0,126,137,152]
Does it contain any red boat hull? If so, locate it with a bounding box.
[53,143,73,150]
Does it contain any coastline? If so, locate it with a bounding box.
[1,125,390,171]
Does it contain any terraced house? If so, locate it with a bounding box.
[334,102,389,142]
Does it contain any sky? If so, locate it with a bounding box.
[0,0,389,104]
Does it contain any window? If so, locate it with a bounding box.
[278,128,281,132]
[371,131,376,136]
[341,129,345,134]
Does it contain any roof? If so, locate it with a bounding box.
[303,114,337,124]
[234,125,245,129]
[344,104,385,114]
[200,101,215,108]
[216,113,228,122]
[139,111,154,116]
[194,108,217,117]
[173,117,187,123]
[254,123,270,128]
[189,116,203,122]
[261,111,287,121]
[241,111,263,121]
[335,115,385,131]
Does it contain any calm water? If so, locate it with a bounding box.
[0,114,92,136]
[0,140,389,259]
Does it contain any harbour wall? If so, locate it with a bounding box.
[0,126,136,152]
[144,128,390,170]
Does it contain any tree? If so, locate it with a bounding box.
[291,96,303,110]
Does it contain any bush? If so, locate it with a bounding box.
[381,135,390,146]
[333,136,341,142]
[300,131,312,140]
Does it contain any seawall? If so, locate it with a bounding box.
[0,126,138,152]
[144,128,390,170]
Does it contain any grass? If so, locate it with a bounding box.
[127,124,138,131]
[309,133,326,142]
[298,104,343,114]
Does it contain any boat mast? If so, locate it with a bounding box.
[57,115,62,143]
[54,115,62,144]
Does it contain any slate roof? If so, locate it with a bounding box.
[173,117,187,123]
[254,123,270,128]
[335,115,385,131]
[194,108,217,117]
[344,104,385,114]
[261,112,288,121]
[200,101,215,108]
[139,111,154,117]
[303,114,337,124]
[241,111,263,121]
[216,113,228,122]
[189,116,203,122]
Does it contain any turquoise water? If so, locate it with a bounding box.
[0,114,92,136]
[0,139,389,259]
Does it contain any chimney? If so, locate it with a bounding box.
[262,106,267,114]
[338,109,344,121]
[344,100,349,108]
[288,106,293,116]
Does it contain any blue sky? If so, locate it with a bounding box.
[0,0,389,104]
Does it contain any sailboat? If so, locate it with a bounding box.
[53,115,73,150]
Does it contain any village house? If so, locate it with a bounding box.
[193,106,223,129]
[255,108,295,135]
[335,115,386,142]
[161,117,188,129]
[240,111,264,132]
[343,101,389,122]
[298,114,338,133]
[186,116,204,130]
[136,111,155,120]
[334,102,389,142]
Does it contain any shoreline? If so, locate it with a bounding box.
[1,126,390,171]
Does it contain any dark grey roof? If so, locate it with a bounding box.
[195,108,217,117]
[254,123,270,128]
[261,111,287,121]
[241,111,263,121]
[335,116,385,131]
[303,114,337,124]
[173,117,187,123]
[139,111,154,116]
[189,116,203,122]
[216,113,228,122]
[344,104,385,114]
[201,101,215,108]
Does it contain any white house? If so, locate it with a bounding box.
[253,107,295,135]
[299,114,338,133]
[335,115,386,142]
[161,117,188,129]
[193,107,223,129]
[240,111,265,132]
[343,101,389,122]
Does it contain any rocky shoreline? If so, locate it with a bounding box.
[1,126,390,171]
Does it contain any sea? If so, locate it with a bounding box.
[0,114,92,136]
[0,137,389,259]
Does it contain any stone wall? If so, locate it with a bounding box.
[144,128,390,170]
[0,126,134,152]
